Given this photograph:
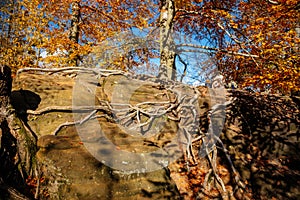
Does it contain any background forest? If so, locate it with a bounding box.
[0,0,299,93]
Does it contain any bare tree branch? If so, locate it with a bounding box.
[175,8,260,63]
[177,44,259,58]
[176,54,188,82]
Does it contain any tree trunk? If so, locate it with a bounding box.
[69,0,81,66]
[158,0,176,80]
[295,18,300,55]
[0,65,35,199]
[0,65,12,110]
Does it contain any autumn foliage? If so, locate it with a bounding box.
[0,0,299,93]
[218,0,300,94]
[173,0,299,93]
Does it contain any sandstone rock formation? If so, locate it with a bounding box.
[0,68,298,199]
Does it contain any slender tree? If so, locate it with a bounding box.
[69,0,81,66]
[158,0,176,80]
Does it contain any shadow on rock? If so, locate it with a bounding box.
[11,89,41,141]
[223,90,300,199]
[11,89,41,118]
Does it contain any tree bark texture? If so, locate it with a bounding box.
[0,65,35,199]
[69,0,81,66]
[159,0,176,80]
[0,65,12,121]
[295,18,300,55]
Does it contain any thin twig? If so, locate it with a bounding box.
[53,110,97,135]
[177,44,259,58]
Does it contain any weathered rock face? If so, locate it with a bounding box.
[36,132,180,199]
[12,72,183,199]
[7,70,300,200]
[222,90,300,199]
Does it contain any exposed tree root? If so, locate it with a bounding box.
[18,67,247,198]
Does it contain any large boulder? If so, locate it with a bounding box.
[6,69,299,200]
